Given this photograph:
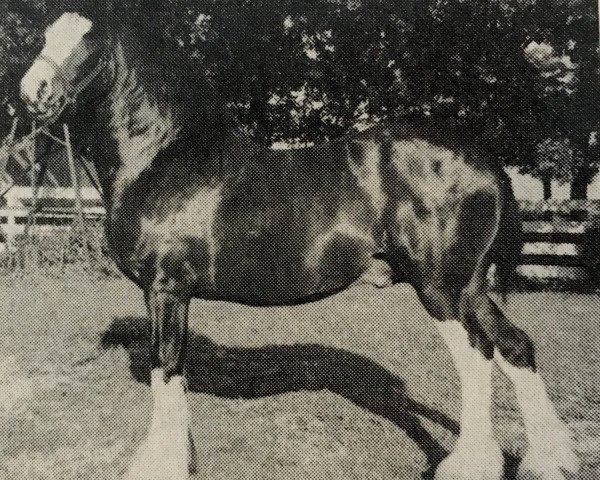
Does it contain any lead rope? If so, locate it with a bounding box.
[24,121,39,239]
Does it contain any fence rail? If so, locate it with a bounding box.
[516,200,600,290]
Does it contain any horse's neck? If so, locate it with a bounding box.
[77,43,242,205]
[81,51,181,202]
[108,82,178,197]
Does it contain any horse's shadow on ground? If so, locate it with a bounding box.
[101,316,520,480]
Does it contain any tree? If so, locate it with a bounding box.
[193,0,416,144]
[404,0,550,165]
[520,0,599,198]
[0,1,45,135]
[534,137,585,199]
[0,0,596,196]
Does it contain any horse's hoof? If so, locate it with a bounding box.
[517,424,580,480]
[517,447,580,480]
[433,440,503,480]
[124,439,190,480]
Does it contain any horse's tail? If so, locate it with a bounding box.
[491,169,523,299]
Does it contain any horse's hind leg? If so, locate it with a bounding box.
[419,272,579,480]
[414,283,504,480]
[125,271,196,480]
[460,284,579,480]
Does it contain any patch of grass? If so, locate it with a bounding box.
[0,279,597,479]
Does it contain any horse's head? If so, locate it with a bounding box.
[20,12,104,122]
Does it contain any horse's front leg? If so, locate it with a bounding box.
[125,276,197,480]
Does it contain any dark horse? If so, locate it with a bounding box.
[19,9,579,480]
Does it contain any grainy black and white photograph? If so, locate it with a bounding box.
[0,0,598,479]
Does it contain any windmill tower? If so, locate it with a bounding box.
[0,118,102,262]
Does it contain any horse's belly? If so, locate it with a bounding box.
[112,176,380,305]
[211,226,377,306]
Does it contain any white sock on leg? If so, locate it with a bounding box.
[496,352,579,479]
[125,369,191,480]
[434,320,503,480]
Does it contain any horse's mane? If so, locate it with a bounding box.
[99,10,236,140]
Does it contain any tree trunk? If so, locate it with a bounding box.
[542,177,552,200]
[571,168,591,200]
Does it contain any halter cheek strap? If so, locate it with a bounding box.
[34,51,105,108]
[37,54,72,98]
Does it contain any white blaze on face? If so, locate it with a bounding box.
[20,13,93,105]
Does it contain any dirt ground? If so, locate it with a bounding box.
[0,278,598,480]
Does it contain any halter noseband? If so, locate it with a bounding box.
[33,50,105,119]
[36,54,70,96]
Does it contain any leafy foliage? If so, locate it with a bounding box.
[534,136,585,182]
[0,0,597,191]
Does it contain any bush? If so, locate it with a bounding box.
[0,219,122,279]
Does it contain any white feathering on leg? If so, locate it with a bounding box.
[125,369,191,480]
[434,320,503,480]
[495,351,579,480]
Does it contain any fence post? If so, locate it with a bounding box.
[584,226,600,290]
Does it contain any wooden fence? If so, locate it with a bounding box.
[0,206,104,246]
[517,200,600,290]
